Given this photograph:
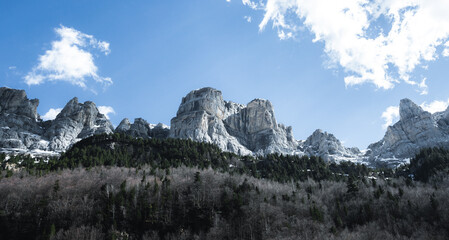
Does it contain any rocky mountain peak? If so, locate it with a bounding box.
[302,129,361,162]
[307,129,329,140]
[170,87,301,156]
[366,98,449,166]
[58,98,104,125]
[116,118,132,132]
[399,98,426,120]
[304,129,340,151]
[115,118,170,139]
[0,87,39,119]
[176,87,225,118]
[0,87,366,165]
[0,89,115,154]
[242,98,277,134]
[45,97,114,151]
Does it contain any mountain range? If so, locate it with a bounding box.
[2,86,448,167]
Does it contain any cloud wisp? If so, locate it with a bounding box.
[25,25,112,90]
[41,108,62,121]
[41,105,115,121]
[420,99,449,114]
[244,0,449,94]
[98,106,116,120]
[381,106,399,130]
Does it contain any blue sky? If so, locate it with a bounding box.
[2,0,449,149]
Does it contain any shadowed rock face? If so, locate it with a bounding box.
[169,88,253,155]
[0,88,39,120]
[170,88,306,156]
[0,88,44,150]
[367,98,449,161]
[8,86,436,167]
[223,98,296,154]
[168,88,362,160]
[167,88,366,161]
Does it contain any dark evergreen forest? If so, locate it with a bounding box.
[1,134,448,240]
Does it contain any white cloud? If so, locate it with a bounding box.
[245,0,449,92]
[381,106,399,129]
[41,108,62,121]
[418,78,428,95]
[8,66,16,70]
[420,99,449,113]
[243,0,264,10]
[244,16,252,23]
[226,0,231,2]
[25,25,111,89]
[98,106,116,119]
[443,41,449,57]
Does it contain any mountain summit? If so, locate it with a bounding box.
[0,87,113,155]
[3,86,447,167]
[168,87,360,161]
[366,98,449,164]
[169,87,298,156]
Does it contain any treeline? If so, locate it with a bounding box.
[1,133,371,183]
[1,166,448,239]
[2,135,449,239]
[397,147,449,183]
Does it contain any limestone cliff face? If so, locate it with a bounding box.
[169,88,254,155]
[45,97,114,151]
[0,88,43,150]
[0,87,114,154]
[167,88,366,161]
[367,98,449,161]
[8,86,438,167]
[0,87,39,120]
[223,98,297,155]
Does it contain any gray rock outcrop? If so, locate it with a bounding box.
[367,98,449,164]
[45,97,114,151]
[169,87,358,159]
[115,118,169,139]
[0,87,39,120]
[0,87,114,155]
[169,88,254,155]
[10,86,439,167]
[223,98,297,155]
[168,88,365,161]
[0,87,45,151]
[301,129,361,162]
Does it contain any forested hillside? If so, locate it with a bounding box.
[2,133,371,183]
[1,134,449,239]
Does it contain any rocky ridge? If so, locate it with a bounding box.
[365,98,449,166]
[0,87,113,155]
[2,86,446,168]
[116,118,169,139]
[300,129,362,162]
[168,88,359,161]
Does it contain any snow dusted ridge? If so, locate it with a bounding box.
[0,87,114,157]
[115,118,169,139]
[0,87,445,168]
[364,98,449,167]
[167,88,447,167]
[168,88,363,162]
